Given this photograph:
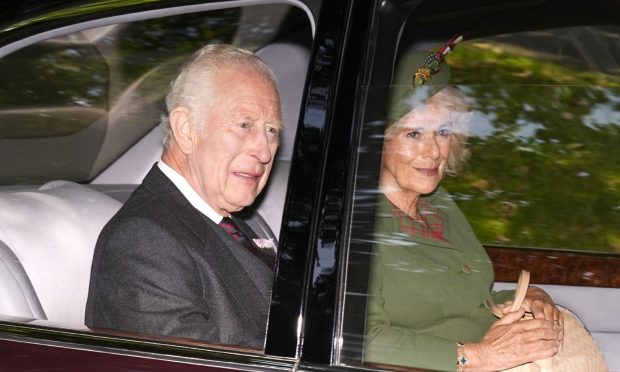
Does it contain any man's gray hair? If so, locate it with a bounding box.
[160,44,279,149]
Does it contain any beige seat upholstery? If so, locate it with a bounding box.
[0,239,46,320]
[0,181,121,325]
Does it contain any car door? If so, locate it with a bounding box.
[0,0,325,370]
[287,0,620,371]
[2,0,619,371]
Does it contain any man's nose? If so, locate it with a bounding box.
[249,127,273,164]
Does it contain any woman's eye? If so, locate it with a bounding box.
[438,128,452,137]
[406,131,420,138]
[237,122,250,129]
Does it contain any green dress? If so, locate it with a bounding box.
[364,187,513,371]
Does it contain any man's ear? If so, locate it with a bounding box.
[169,107,194,155]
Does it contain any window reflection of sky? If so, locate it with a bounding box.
[584,103,620,130]
[514,118,544,140]
[313,239,335,282]
[428,85,620,252]
[469,110,496,138]
[467,88,620,139]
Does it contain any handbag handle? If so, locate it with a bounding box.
[491,270,609,372]
[492,269,530,317]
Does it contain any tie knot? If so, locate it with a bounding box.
[218,216,275,270]
[219,217,242,241]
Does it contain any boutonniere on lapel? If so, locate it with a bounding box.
[253,238,275,250]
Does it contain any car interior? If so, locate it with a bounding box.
[0,0,619,370]
[0,3,311,331]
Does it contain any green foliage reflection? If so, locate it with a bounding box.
[440,42,620,253]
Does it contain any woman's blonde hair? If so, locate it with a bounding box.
[426,86,471,175]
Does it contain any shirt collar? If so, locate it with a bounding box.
[157,161,223,224]
[378,193,455,250]
[388,197,448,243]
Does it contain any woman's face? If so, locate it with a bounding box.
[381,102,453,198]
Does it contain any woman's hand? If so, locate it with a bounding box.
[501,286,564,349]
[461,308,562,371]
[501,286,561,321]
[521,286,562,322]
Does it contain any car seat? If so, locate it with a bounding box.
[0,181,121,325]
[0,239,46,320]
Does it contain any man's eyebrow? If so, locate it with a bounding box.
[237,112,259,121]
[229,106,257,118]
[269,121,284,132]
[265,117,284,127]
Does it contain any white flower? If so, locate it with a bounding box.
[253,238,275,250]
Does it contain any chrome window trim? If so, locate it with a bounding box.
[0,0,315,59]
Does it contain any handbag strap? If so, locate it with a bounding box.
[492,269,530,317]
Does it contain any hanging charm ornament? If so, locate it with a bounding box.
[413,34,463,86]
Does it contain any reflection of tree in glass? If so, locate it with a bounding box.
[440,42,620,253]
[0,9,242,139]
[0,39,108,138]
[108,8,241,96]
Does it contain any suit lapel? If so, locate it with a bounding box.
[141,165,272,328]
[209,222,273,298]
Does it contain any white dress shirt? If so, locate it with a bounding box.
[157,161,223,224]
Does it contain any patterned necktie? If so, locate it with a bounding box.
[219,217,275,270]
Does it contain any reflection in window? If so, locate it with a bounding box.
[0,0,314,358]
[340,22,619,372]
[0,4,296,185]
[443,85,620,252]
[343,84,516,371]
[442,26,620,253]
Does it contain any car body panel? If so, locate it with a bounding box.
[1,0,619,371]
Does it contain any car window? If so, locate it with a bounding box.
[0,3,303,185]
[337,2,619,370]
[442,26,620,254]
[0,0,313,356]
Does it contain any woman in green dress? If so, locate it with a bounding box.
[364,45,563,372]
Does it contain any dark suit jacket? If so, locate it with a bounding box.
[85,165,273,349]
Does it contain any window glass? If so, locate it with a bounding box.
[338,7,619,372]
[0,1,312,355]
[0,33,110,184]
[443,26,620,253]
[0,4,299,185]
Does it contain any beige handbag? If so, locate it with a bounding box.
[492,270,608,372]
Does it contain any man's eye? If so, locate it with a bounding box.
[266,126,280,138]
[237,122,250,129]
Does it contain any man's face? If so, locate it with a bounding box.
[186,67,282,216]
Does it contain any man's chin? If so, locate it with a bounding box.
[225,195,258,212]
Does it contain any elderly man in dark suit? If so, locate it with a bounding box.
[85,44,281,349]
